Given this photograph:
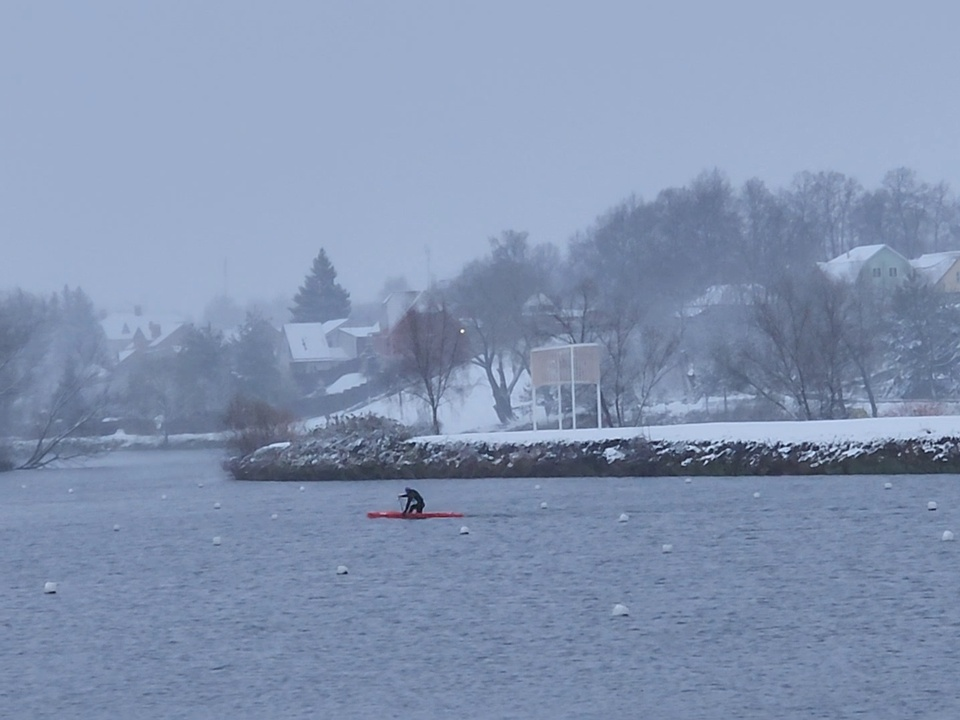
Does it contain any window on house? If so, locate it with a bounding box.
[889,267,897,277]
[872,267,882,277]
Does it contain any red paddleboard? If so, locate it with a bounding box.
[366,510,464,520]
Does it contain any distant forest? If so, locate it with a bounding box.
[3,167,960,467]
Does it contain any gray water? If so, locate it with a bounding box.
[2,450,959,719]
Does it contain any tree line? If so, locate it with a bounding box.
[3,166,960,466]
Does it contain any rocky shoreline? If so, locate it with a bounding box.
[226,417,960,480]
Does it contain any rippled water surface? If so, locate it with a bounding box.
[2,450,960,719]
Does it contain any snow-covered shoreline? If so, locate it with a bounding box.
[228,415,960,481]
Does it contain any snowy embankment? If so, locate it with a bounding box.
[228,415,960,481]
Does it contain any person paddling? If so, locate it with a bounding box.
[399,487,425,515]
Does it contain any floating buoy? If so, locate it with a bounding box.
[753,492,761,499]
[534,484,541,490]
[161,494,167,500]
[928,501,938,511]
[662,544,673,553]
[459,526,470,535]
[44,582,58,594]
[611,603,629,617]
[197,482,204,488]
[299,486,305,492]
[212,536,222,546]
[884,482,893,490]
[113,524,120,532]
[336,565,348,575]
[539,501,548,510]
[270,513,278,520]
[21,484,26,489]
[68,488,74,494]
[214,502,221,510]
[943,531,955,542]
[618,513,629,523]
[684,478,692,484]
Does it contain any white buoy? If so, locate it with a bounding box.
[611,603,629,617]
[884,482,893,490]
[459,526,470,535]
[539,501,548,510]
[68,488,74,494]
[753,492,761,499]
[299,486,305,492]
[161,494,167,500]
[113,524,120,532]
[214,502,221,510]
[684,478,692,484]
[928,501,938,511]
[212,536,222,546]
[270,513,278,520]
[942,531,955,542]
[618,513,629,523]
[21,484,26,489]
[662,544,673,553]
[197,482,204,488]
[534,484,541,490]
[44,582,58,594]
[336,565,348,575]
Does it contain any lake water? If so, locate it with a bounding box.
[2,449,959,719]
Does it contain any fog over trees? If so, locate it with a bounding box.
[4,166,960,463]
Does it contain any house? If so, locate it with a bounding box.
[100,309,188,364]
[282,321,351,377]
[910,251,960,292]
[818,244,913,290]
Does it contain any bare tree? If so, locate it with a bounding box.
[390,294,470,434]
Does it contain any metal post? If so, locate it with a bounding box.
[570,345,577,430]
[532,386,538,430]
[557,384,563,430]
[596,381,602,428]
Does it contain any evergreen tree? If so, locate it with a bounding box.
[290,248,351,322]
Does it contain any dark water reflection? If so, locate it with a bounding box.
[2,450,959,719]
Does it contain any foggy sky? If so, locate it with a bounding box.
[3,2,959,319]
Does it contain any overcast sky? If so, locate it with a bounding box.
[3,2,959,319]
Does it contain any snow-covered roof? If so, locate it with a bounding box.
[910,251,960,285]
[100,313,186,342]
[283,323,349,363]
[326,372,367,394]
[683,284,759,316]
[819,244,897,282]
[338,322,380,338]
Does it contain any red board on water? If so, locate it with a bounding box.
[366,510,465,520]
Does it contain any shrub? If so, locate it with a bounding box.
[224,395,296,456]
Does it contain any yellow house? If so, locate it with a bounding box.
[910,251,960,292]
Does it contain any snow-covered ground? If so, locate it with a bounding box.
[416,415,960,446]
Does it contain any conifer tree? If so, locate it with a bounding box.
[290,248,351,322]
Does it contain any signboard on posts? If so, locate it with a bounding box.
[529,343,601,429]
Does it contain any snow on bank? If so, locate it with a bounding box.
[414,415,960,447]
